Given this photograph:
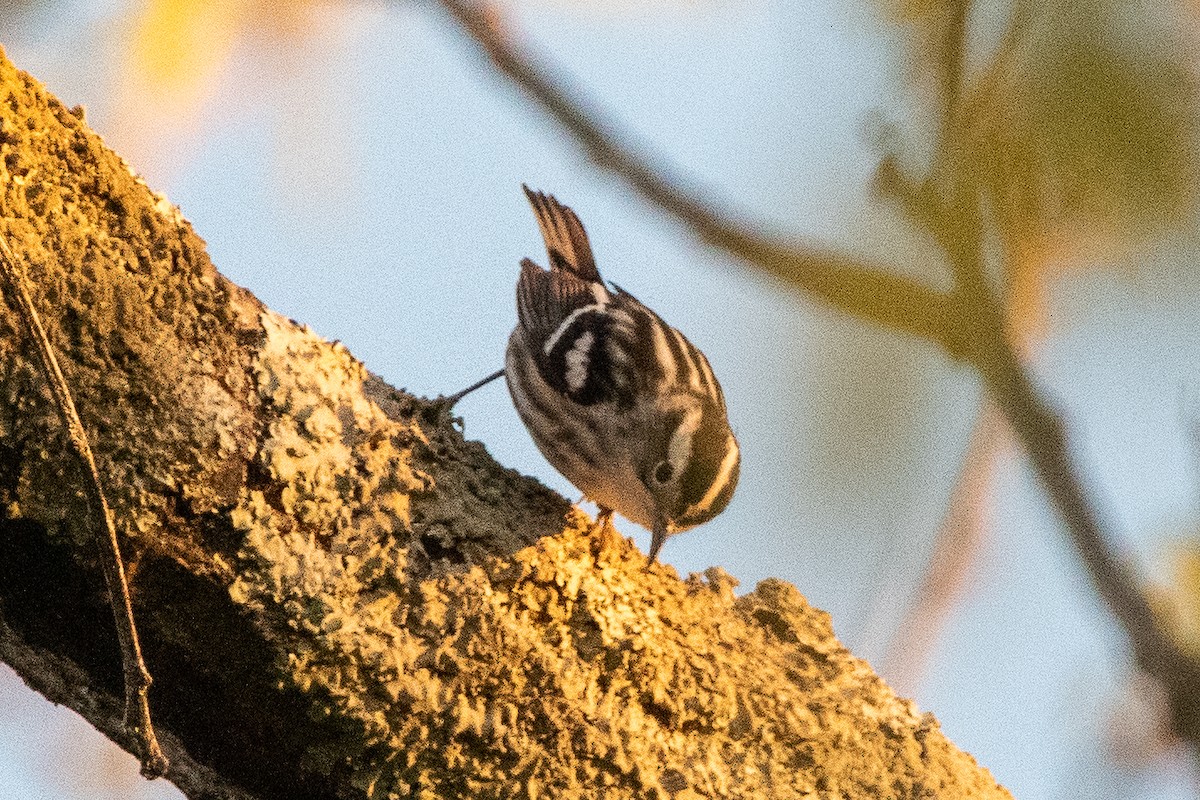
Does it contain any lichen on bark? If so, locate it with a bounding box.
[0,49,1010,799]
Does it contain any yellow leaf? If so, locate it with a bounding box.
[127,0,243,96]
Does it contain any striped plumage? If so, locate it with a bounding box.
[505,186,740,562]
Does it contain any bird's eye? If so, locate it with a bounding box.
[653,461,674,484]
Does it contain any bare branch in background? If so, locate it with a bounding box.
[434,0,1200,755]
[0,235,167,776]
[435,0,959,352]
[883,400,1006,696]
[920,1,1200,750]
[978,319,1200,748]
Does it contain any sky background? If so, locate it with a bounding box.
[2,0,1200,797]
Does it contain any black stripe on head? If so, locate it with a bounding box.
[688,343,724,412]
[672,400,740,528]
[623,305,668,389]
[661,322,696,389]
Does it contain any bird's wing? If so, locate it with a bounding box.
[515,258,628,406]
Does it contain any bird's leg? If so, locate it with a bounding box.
[434,368,505,412]
[587,505,621,556]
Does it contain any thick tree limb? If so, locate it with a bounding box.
[0,51,1010,798]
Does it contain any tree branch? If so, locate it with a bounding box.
[924,2,1200,751]
[938,176,1200,753]
[434,0,958,350]
[976,299,1200,751]
[0,50,1010,799]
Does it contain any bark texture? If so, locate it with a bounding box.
[0,51,1011,800]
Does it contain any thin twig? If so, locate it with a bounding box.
[434,0,958,352]
[441,368,506,409]
[0,232,168,776]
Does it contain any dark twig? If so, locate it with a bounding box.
[435,0,958,352]
[986,297,1200,746]
[0,233,168,776]
[433,0,1200,753]
[938,176,1200,750]
[441,368,506,409]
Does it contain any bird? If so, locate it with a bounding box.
[446,186,740,563]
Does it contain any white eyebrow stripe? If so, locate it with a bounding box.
[667,406,703,470]
[683,435,739,519]
[542,303,605,355]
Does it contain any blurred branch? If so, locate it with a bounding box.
[435,0,959,351]
[935,0,970,131]
[1187,397,1200,498]
[926,0,1200,747]
[985,327,1200,749]
[924,0,1200,750]
[433,0,1200,756]
[970,0,1034,108]
[883,400,1005,696]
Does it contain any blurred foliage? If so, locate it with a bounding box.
[803,0,1200,511]
[125,0,323,95]
[1155,539,1200,661]
[106,0,341,185]
[877,0,1200,346]
[883,0,1199,239]
[127,0,241,95]
[818,0,1200,488]
[865,0,1200,697]
[964,2,1198,243]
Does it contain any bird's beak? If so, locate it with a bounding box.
[646,517,670,566]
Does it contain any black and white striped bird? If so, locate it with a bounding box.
[451,187,740,563]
